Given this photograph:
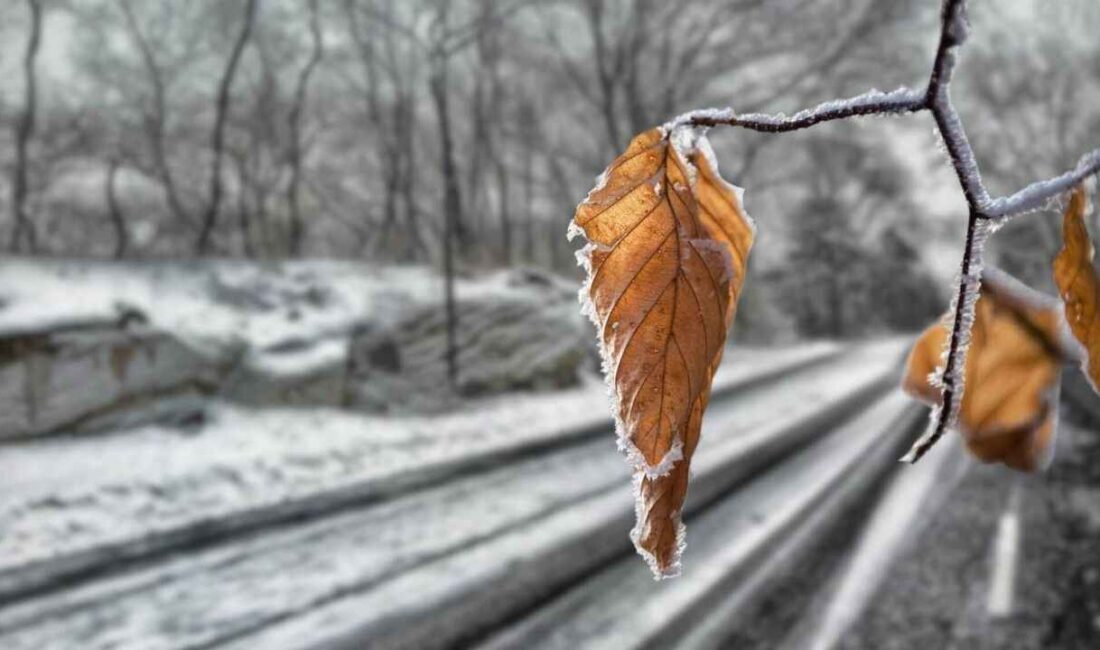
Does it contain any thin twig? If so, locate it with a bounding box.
[676,87,925,132]
[665,0,1100,463]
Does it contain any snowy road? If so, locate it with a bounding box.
[0,344,837,600]
[0,340,907,649]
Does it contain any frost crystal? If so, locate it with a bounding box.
[567,127,748,577]
[668,126,701,186]
[986,150,1100,220]
[565,219,585,243]
[567,150,691,481]
[901,217,992,463]
[665,86,922,133]
[695,135,757,239]
[629,472,687,580]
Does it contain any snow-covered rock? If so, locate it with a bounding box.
[348,269,588,412]
[0,311,231,440]
[0,259,590,433]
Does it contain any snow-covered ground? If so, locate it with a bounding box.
[0,258,491,348]
[0,258,593,442]
[0,342,837,584]
[4,259,954,650]
[0,341,896,650]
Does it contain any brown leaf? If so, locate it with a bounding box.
[571,128,754,576]
[1053,186,1100,394]
[903,271,1068,472]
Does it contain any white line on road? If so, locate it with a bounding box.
[987,482,1022,618]
[796,432,970,650]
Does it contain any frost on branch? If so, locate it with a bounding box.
[987,151,1100,220]
[666,86,924,133]
[569,126,753,577]
[567,0,1100,581]
[900,216,997,463]
[902,266,1072,471]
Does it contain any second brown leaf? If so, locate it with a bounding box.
[1053,185,1100,395]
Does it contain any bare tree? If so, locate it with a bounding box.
[428,1,463,388]
[516,98,539,266]
[284,0,323,256]
[235,29,282,258]
[345,0,425,261]
[104,158,129,258]
[196,0,258,254]
[117,0,194,235]
[9,0,43,253]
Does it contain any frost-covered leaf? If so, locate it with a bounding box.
[570,127,754,577]
[1053,186,1100,394]
[902,271,1068,472]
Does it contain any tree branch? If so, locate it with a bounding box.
[985,150,1100,219]
[661,0,1100,463]
[674,86,925,132]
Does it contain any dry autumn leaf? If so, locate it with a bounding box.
[570,127,754,577]
[1053,185,1100,394]
[903,270,1070,472]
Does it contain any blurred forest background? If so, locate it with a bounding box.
[1,0,1098,339]
[3,3,1100,648]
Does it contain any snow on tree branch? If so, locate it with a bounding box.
[668,87,925,133]
[660,0,1100,463]
[984,150,1100,219]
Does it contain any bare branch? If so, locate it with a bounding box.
[985,150,1100,219]
[663,0,1100,462]
[674,87,924,132]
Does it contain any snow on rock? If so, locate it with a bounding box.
[348,271,587,412]
[0,317,231,440]
[0,259,591,435]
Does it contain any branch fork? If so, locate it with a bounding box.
[667,0,1100,463]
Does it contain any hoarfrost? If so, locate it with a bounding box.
[668,126,701,186]
[986,150,1100,220]
[665,86,922,133]
[565,219,585,243]
[566,124,745,572]
[569,227,683,481]
[629,471,687,580]
[901,217,992,462]
[620,437,684,481]
[695,135,757,238]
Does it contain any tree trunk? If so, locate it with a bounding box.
[495,155,512,266]
[519,101,537,265]
[399,93,424,260]
[196,0,257,255]
[120,0,193,234]
[231,154,255,257]
[285,0,323,257]
[105,159,129,259]
[9,0,42,253]
[429,12,462,389]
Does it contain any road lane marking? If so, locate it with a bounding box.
[987,482,1022,618]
